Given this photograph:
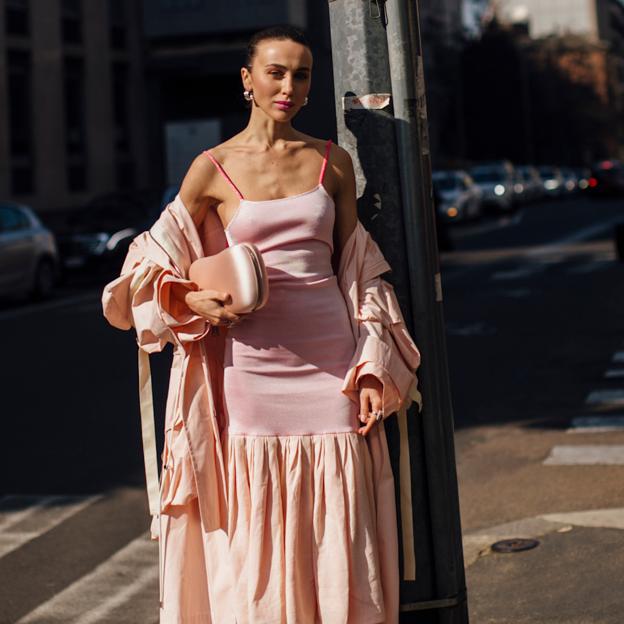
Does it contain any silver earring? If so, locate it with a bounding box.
[243,90,253,102]
[303,96,309,106]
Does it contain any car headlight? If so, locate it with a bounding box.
[73,233,110,255]
[494,184,506,196]
[106,228,137,251]
[544,179,559,190]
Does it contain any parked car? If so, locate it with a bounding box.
[48,191,157,277]
[537,166,565,198]
[514,165,544,202]
[468,161,516,212]
[432,170,483,222]
[573,167,592,191]
[560,167,579,194]
[587,160,624,196]
[0,201,59,299]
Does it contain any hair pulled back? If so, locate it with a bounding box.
[245,23,311,71]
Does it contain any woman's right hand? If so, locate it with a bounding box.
[184,289,241,327]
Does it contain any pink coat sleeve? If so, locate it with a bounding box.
[101,234,212,352]
[342,276,421,417]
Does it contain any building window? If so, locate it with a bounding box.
[61,0,83,45]
[112,61,130,152]
[7,49,34,194]
[108,0,127,49]
[63,56,87,191]
[5,0,30,37]
[111,61,134,188]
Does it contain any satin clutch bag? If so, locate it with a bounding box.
[188,242,269,314]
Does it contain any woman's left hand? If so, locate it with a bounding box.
[357,374,384,436]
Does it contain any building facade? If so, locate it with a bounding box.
[0,0,148,212]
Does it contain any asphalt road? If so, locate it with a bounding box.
[1,191,623,623]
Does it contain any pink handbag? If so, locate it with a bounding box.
[188,242,269,314]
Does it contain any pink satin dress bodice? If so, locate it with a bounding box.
[217,168,359,436]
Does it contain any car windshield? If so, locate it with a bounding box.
[433,176,459,191]
[471,169,504,183]
[539,168,556,177]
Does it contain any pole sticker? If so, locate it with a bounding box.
[343,93,392,111]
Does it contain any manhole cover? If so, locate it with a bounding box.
[491,538,540,553]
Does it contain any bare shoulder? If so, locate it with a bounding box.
[178,151,220,224]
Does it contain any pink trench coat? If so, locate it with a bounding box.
[102,195,421,623]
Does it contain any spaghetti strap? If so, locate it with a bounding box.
[318,139,332,185]
[202,150,245,200]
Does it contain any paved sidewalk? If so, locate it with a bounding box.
[463,508,624,623]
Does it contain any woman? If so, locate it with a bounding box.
[103,24,420,624]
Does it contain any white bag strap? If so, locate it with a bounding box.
[138,347,160,518]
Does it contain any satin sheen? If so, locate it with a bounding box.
[222,183,360,436]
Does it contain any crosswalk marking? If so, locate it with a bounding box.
[543,445,624,465]
[0,495,102,558]
[585,389,624,407]
[566,416,624,433]
[16,532,158,624]
[604,369,624,379]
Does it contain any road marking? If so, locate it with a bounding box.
[16,532,158,624]
[491,266,542,281]
[0,495,102,558]
[543,445,624,465]
[566,416,624,433]
[612,352,624,363]
[497,288,532,298]
[445,321,497,337]
[585,389,624,407]
[605,369,624,379]
[0,291,101,322]
[526,216,624,255]
[566,261,611,275]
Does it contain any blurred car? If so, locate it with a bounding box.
[515,165,544,202]
[49,191,157,277]
[587,160,624,196]
[537,166,565,198]
[0,201,59,299]
[560,167,579,194]
[432,170,483,222]
[573,167,592,191]
[468,160,516,212]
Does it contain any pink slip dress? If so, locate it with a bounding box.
[158,140,399,624]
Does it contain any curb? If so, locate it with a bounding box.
[462,507,624,567]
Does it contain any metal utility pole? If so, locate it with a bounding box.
[327,1,469,622]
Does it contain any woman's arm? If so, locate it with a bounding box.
[330,145,384,435]
[178,153,219,229]
[330,145,359,275]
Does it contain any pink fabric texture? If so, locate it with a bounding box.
[101,140,422,623]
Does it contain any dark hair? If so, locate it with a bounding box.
[245,24,311,70]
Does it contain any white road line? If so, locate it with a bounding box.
[585,389,624,407]
[605,369,624,379]
[526,216,624,256]
[497,288,532,298]
[16,532,158,624]
[566,261,611,275]
[566,416,624,433]
[543,445,624,465]
[0,494,102,558]
[491,266,542,281]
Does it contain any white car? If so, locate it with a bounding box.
[0,202,59,299]
[432,170,483,222]
[469,161,516,212]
